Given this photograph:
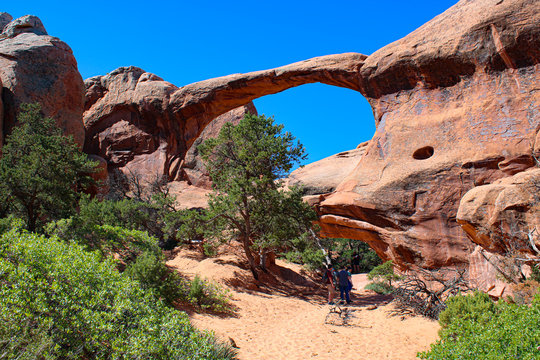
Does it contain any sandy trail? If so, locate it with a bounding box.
[168,249,439,360]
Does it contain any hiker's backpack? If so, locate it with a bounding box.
[322,269,333,284]
[338,270,349,286]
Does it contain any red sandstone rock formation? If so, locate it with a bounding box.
[0,14,85,149]
[81,0,538,287]
[83,67,258,190]
[84,67,179,179]
[84,53,365,184]
[285,141,369,197]
[181,102,258,189]
[457,168,540,255]
[315,0,539,277]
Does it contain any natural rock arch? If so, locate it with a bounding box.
[83,0,539,296]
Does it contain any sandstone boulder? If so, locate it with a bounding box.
[0,13,12,32]
[1,15,47,39]
[457,168,540,255]
[0,15,85,149]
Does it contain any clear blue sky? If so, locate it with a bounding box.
[4,0,457,167]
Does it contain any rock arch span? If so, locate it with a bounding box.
[83,0,539,295]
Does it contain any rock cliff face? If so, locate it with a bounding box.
[315,0,539,279]
[0,14,85,149]
[83,53,366,183]
[77,0,538,286]
[83,67,258,186]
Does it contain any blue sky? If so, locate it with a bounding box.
[4,0,457,166]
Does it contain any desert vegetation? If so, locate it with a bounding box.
[1,104,539,360]
[0,105,238,359]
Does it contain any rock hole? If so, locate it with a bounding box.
[413,146,434,160]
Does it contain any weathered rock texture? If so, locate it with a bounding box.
[84,67,179,179]
[83,67,258,186]
[457,168,540,293]
[82,0,538,285]
[0,13,12,32]
[315,0,540,278]
[0,14,85,149]
[457,168,540,256]
[285,141,369,197]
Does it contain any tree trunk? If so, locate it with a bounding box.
[241,234,259,280]
[259,249,265,271]
[27,204,36,232]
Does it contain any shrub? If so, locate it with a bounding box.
[419,292,540,359]
[437,291,496,330]
[367,261,401,285]
[0,215,24,235]
[46,220,160,264]
[365,282,394,295]
[184,275,232,313]
[124,250,182,306]
[0,228,237,359]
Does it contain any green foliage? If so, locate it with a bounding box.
[199,113,316,277]
[437,291,496,330]
[75,194,177,250]
[282,236,382,273]
[0,215,25,235]
[0,228,237,359]
[368,261,401,285]
[365,261,400,294]
[184,275,232,313]
[364,282,394,295]
[124,251,182,306]
[419,292,540,359]
[529,264,540,282]
[46,219,160,264]
[0,103,97,232]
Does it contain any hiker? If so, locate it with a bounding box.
[338,266,352,304]
[347,266,354,293]
[323,265,336,305]
[351,252,360,274]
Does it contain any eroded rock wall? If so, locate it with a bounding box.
[79,0,538,286]
[316,0,539,279]
[0,14,85,149]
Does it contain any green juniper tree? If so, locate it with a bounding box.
[199,113,317,279]
[0,103,97,232]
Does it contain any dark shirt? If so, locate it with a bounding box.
[338,269,351,287]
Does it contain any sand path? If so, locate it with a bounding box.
[168,249,439,360]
